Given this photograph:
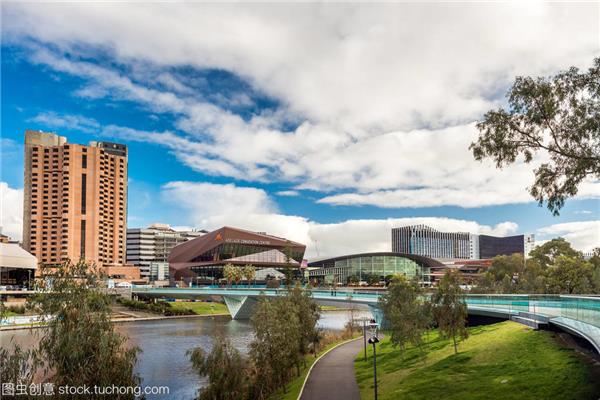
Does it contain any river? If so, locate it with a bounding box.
[0,310,372,399]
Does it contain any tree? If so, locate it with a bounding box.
[28,261,140,396]
[379,275,431,353]
[250,296,301,398]
[529,238,582,269]
[470,57,600,215]
[189,334,249,400]
[223,263,237,287]
[545,255,593,294]
[287,285,321,369]
[243,264,256,287]
[282,244,295,288]
[0,303,41,392]
[347,275,360,285]
[432,271,468,354]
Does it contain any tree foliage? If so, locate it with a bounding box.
[471,57,600,215]
[0,303,42,393]
[379,275,431,352]
[242,264,256,286]
[475,239,599,294]
[194,286,321,400]
[27,261,140,395]
[189,334,249,400]
[432,271,468,354]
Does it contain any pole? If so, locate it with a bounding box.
[373,342,378,400]
[363,320,367,361]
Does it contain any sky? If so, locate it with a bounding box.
[1,2,599,258]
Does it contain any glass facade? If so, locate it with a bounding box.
[190,243,303,265]
[308,253,432,284]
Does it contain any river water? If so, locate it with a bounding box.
[0,310,371,399]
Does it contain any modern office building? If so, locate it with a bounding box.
[126,223,206,281]
[392,225,535,260]
[392,225,471,259]
[168,226,306,286]
[307,252,440,285]
[476,233,535,259]
[22,130,130,269]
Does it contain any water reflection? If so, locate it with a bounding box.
[0,310,371,399]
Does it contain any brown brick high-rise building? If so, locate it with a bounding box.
[23,130,130,271]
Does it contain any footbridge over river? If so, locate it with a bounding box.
[132,287,600,353]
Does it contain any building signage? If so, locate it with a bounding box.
[225,238,271,245]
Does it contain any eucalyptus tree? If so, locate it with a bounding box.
[27,261,140,397]
[379,275,431,353]
[189,334,249,400]
[431,271,469,354]
[250,296,302,398]
[471,57,600,215]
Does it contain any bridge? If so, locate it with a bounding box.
[132,287,600,353]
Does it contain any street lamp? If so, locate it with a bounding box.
[368,321,379,400]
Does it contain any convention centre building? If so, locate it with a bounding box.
[168,226,306,286]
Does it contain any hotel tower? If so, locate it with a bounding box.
[23,130,128,269]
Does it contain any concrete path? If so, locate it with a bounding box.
[300,337,363,400]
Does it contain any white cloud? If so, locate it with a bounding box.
[161,181,524,258]
[536,221,600,252]
[31,111,100,134]
[3,3,599,208]
[0,182,23,241]
[276,190,300,197]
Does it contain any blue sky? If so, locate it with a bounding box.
[1,3,598,256]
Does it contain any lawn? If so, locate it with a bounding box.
[168,301,229,315]
[355,321,600,400]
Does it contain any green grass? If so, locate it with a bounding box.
[168,301,229,315]
[355,321,600,400]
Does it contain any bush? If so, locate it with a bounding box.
[116,298,194,316]
[6,305,26,314]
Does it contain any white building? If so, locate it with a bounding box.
[126,223,206,281]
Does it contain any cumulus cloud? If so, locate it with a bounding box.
[536,221,600,252]
[161,181,526,258]
[3,3,600,208]
[0,182,23,241]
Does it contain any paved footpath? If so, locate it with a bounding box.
[300,337,363,400]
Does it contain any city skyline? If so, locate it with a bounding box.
[1,3,599,258]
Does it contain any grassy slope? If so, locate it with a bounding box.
[355,321,600,400]
[168,301,229,315]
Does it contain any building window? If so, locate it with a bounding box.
[80,220,86,259]
[81,173,87,214]
[82,154,87,169]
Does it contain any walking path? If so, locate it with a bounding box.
[300,337,362,400]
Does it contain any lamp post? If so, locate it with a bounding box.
[368,321,379,400]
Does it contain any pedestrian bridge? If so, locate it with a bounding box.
[132,287,600,353]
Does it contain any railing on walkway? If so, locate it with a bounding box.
[132,287,600,329]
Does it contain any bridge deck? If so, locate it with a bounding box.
[132,288,600,352]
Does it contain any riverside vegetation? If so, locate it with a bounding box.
[187,285,359,400]
[0,261,140,399]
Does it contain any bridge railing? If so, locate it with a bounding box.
[464,294,600,329]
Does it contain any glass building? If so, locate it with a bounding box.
[168,226,306,286]
[392,225,471,259]
[307,252,442,285]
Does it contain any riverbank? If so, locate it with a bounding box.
[0,312,231,331]
[354,321,600,400]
